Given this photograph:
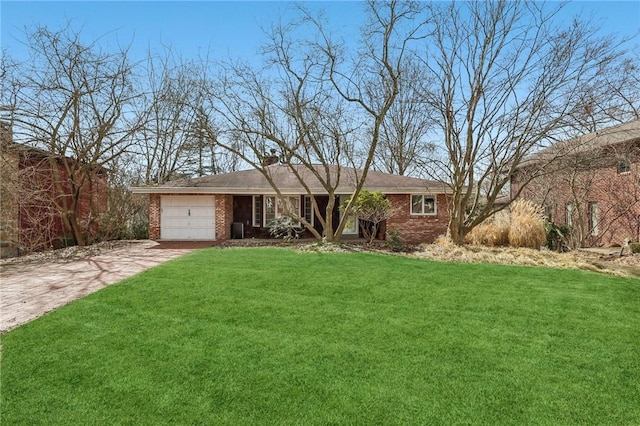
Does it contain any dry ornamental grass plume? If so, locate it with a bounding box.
[466,200,546,249]
[465,211,510,246]
[508,200,547,249]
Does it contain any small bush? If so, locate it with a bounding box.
[630,243,640,254]
[269,216,303,242]
[386,228,404,252]
[545,222,571,252]
[509,200,547,249]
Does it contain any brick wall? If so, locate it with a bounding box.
[513,149,640,246]
[215,194,233,241]
[0,124,19,257]
[386,194,450,244]
[149,193,161,240]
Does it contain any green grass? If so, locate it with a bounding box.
[2,248,639,425]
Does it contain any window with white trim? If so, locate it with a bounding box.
[544,204,554,223]
[411,195,436,215]
[588,202,599,235]
[303,195,314,227]
[252,195,262,227]
[566,203,574,227]
[264,195,300,227]
[617,158,631,174]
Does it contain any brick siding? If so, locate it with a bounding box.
[215,194,233,241]
[0,125,19,257]
[386,194,450,244]
[149,193,161,240]
[147,192,452,244]
[512,150,640,246]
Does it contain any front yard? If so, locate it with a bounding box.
[2,247,639,424]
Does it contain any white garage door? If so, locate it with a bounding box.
[161,196,215,240]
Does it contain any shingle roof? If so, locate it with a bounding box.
[517,119,640,169]
[131,164,452,195]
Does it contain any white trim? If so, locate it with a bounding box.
[566,203,574,227]
[263,195,301,227]
[588,202,599,236]
[410,194,437,216]
[252,195,262,227]
[304,195,315,227]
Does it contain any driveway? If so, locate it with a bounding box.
[0,240,212,334]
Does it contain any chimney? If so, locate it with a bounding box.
[262,149,279,166]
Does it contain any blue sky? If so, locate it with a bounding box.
[1,1,362,62]
[2,1,639,64]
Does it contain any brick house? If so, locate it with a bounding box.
[0,122,108,257]
[511,119,640,247]
[131,164,453,244]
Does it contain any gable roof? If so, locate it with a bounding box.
[131,164,452,195]
[517,119,640,169]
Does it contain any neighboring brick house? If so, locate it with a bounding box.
[0,122,108,257]
[0,122,18,257]
[511,119,640,247]
[131,165,453,244]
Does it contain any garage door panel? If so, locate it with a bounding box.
[189,206,214,217]
[160,196,215,240]
[162,206,188,217]
[189,218,214,228]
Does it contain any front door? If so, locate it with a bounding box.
[339,195,358,235]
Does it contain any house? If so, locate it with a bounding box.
[511,119,640,247]
[130,164,453,244]
[0,122,108,257]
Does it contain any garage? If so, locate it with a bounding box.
[160,195,215,240]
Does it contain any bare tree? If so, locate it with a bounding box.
[375,59,435,176]
[135,49,241,185]
[418,1,623,244]
[97,153,150,241]
[205,1,426,242]
[1,23,142,246]
[563,47,640,134]
[136,50,203,184]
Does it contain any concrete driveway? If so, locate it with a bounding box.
[0,240,212,334]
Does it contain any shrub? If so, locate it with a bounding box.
[545,222,571,252]
[508,200,547,249]
[342,190,393,244]
[630,243,640,254]
[269,216,303,242]
[386,228,404,252]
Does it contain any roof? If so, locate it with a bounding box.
[517,119,640,169]
[130,164,452,195]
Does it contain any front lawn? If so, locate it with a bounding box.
[2,248,639,424]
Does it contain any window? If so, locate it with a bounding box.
[588,202,599,235]
[411,195,436,215]
[566,203,574,227]
[303,195,314,227]
[618,158,631,174]
[252,195,262,227]
[544,204,554,223]
[264,195,300,227]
